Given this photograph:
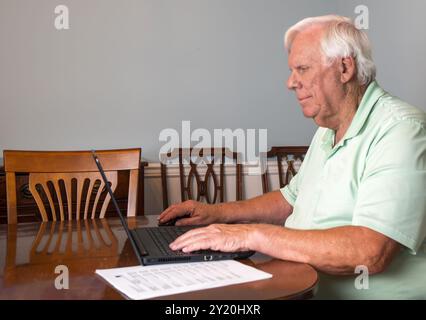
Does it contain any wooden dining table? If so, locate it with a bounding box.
[0,215,318,300]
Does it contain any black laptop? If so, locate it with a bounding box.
[92,151,254,265]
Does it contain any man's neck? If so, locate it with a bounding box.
[333,84,367,146]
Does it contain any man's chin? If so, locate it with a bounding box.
[301,108,317,119]
[302,110,324,126]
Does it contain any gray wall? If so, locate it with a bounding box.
[1,0,425,161]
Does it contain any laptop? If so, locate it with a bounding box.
[92,151,254,265]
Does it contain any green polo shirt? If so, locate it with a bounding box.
[281,81,426,299]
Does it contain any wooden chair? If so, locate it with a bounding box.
[4,149,141,224]
[261,146,308,194]
[160,148,242,210]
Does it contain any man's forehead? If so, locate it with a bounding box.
[292,24,324,44]
[288,30,323,65]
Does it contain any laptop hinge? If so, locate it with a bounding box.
[130,229,149,256]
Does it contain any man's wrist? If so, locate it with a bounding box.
[203,202,227,224]
[245,224,266,252]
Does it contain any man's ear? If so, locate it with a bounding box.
[340,56,356,83]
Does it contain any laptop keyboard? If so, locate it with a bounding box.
[145,226,207,256]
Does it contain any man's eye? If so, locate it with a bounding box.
[298,66,309,73]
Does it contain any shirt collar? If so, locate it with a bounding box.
[321,80,387,156]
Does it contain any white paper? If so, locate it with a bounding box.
[96,260,272,300]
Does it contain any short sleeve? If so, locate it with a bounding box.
[352,120,426,253]
[280,130,319,207]
[281,172,300,207]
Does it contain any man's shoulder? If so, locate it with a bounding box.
[373,93,426,129]
[366,93,426,165]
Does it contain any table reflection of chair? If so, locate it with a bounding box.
[3,219,119,286]
[30,219,119,264]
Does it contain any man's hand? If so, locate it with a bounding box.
[158,200,223,226]
[169,224,255,253]
[158,191,294,227]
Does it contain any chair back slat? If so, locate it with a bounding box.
[28,172,117,221]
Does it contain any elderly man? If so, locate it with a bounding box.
[159,15,426,299]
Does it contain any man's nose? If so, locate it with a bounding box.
[287,72,298,90]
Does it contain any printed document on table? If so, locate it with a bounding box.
[96,260,272,300]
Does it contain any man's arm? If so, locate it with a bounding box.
[249,224,401,274]
[170,223,402,275]
[158,191,293,226]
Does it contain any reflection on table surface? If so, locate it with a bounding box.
[0,216,318,300]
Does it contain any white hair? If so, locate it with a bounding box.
[284,15,376,86]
